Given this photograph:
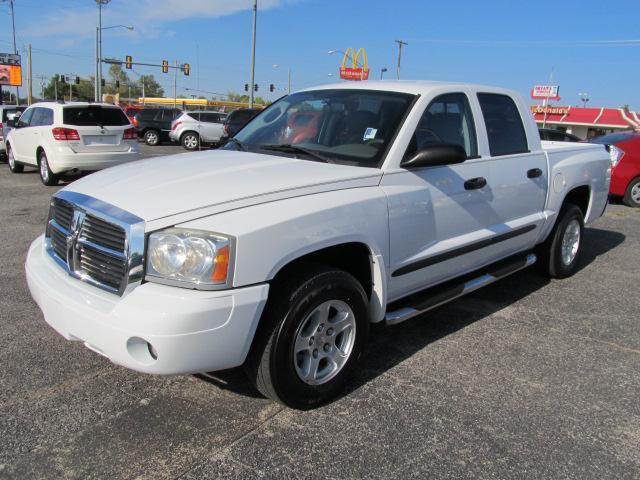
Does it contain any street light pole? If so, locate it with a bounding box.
[394,39,408,80]
[249,0,257,108]
[95,27,99,101]
[96,0,111,101]
[380,67,388,80]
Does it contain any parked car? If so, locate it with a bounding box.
[220,108,261,143]
[590,131,640,207]
[6,102,139,185]
[132,108,182,146]
[539,128,581,142]
[25,81,610,408]
[169,111,228,150]
[0,105,27,159]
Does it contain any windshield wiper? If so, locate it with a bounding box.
[260,144,332,163]
[225,137,247,151]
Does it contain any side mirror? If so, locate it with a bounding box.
[401,143,467,169]
[6,112,20,128]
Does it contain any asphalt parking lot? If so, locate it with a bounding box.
[1,144,639,479]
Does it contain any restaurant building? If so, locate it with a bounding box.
[531,105,640,139]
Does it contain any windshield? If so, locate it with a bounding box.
[224,89,415,167]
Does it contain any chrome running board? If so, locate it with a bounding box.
[385,253,537,326]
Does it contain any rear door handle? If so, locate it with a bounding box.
[464,177,487,190]
[527,168,543,178]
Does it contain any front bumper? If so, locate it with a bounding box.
[25,235,269,375]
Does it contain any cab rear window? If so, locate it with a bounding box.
[63,106,130,126]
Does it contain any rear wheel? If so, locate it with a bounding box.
[7,145,23,173]
[144,129,160,146]
[38,151,58,186]
[181,132,200,150]
[245,267,369,409]
[623,176,640,208]
[536,203,584,278]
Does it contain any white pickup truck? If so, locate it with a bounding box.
[26,81,611,409]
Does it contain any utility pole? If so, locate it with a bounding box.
[27,43,32,104]
[35,74,47,99]
[173,60,178,108]
[249,0,257,108]
[95,27,99,101]
[288,66,291,94]
[54,77,57,101]
[394,39,408,80]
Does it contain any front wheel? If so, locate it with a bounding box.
[245,267,369,410]
[536,203,584,278]
[623,176,640,208]
[7,145,23,173]
[38,151,58,186]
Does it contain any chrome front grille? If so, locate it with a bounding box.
[45,192,145,296]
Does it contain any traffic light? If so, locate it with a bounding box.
[125,55,132,69]
[269,84,275,92]
[59,75,66,84]
[115,80,120,89]
[162,60,168,73]
[75,76,80,85]
[244,83,249,92]
[183,63,190,76]
[254,83,258,92]
[101,79,106,87]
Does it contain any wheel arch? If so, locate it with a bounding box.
[561,184,591,219]
[268,240,387,323]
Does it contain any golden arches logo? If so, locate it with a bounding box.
[339,48,370,81]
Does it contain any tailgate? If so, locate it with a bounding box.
[62,105,132,153]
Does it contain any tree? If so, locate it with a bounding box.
[226,91,269,105]
[41,75,95,101]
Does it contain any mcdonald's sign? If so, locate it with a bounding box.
[339,48,370,81]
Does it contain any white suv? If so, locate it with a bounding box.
[6,102,139,186]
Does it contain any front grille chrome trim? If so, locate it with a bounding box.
[44,191,145,296]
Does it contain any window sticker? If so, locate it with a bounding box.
[363,127,377,141]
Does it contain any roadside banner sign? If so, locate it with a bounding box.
[339,48,370,81]
[0,53,22,87]
[531,85,560,101]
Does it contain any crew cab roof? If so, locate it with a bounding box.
[300,80,519,97]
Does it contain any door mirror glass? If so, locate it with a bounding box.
[401,143,467,168]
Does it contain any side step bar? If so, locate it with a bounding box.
[384,252,537,326]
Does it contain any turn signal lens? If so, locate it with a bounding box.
[609,145,624,168]
[212,245,230,283]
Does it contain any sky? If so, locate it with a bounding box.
[0,0,638,109]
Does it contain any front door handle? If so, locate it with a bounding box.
[464,177,487,190]
[527,168,543,178]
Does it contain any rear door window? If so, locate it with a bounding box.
[478,93,528,156]
[31,108,54,127]
[63,106,129,126]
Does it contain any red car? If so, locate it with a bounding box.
[591,132,640,207]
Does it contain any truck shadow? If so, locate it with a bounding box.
[195,227,625,405]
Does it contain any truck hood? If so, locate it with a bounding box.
[63,150,382,223]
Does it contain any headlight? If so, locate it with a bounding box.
[609,145,624,168]
[145,228,233,289]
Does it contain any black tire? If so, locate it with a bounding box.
[38,150,58,186]
[622,176,640,208]
[143,129,160,146]
[181,131,200,150]
[245,267,369,410]
[536,203,584,279]
[6,144,23,173]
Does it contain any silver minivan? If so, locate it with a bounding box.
[169,111,228,150]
